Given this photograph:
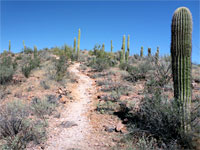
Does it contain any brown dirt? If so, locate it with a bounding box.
[27,63,120,150]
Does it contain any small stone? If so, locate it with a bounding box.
[60,121,78,128]
[104,125,115,133]
[115,122,124,132]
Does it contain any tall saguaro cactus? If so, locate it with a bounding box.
[140,46,143,57]
[23,40,26,50]
[121,35,126,63]
[171,7,193,133]
[155,46,159,63]
[156,46,159,57]
[34,46,37,58]
[9,40,11,53]
[77,28,81,60]
[126,35,130,62]
[148,48,151,57]
[111,40,113,53]
[73,37,76,54]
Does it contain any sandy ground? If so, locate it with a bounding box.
[44,63,95,150]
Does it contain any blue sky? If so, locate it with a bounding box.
[1,0,199,63]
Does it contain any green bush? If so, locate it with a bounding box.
[0,100,46,150]
[55,55,68,81]
[31,96,58,119]
[0,56,16,84]
[21,57,40,78]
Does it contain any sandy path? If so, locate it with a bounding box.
[44,63,95,150]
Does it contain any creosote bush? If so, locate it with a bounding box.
[0,100,46,150]
[22,57,40,78]
[0,55,16,84]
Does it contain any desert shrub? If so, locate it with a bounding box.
[15,55,22,60]
[101,91,121,102]
[122,91,200,149]
[24,47,33,54]
[96,101,118,114]
[0,100,46,150]
[0,56,16,84]
[21,57,40,78]
[31,96,58,119]
[123,60,155,82]
[40,80,50,90]
[55,55,68,81]
[101,83,132,95]
[88,57,117,72]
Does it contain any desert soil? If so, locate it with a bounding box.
[28,63,117,150]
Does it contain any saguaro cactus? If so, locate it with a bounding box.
[155,46,159,63]
[34,46,37,58]
[121,35,126,63]
[156,46,159,57]
[111,40,113,53]
[9,40,11,53]
[23,40,26,50]
[140,46,143,57]
[77,28,81,60]
[148,48,151,57]
[171,7,192,133]
[125,35,130,62]
[73,37,76,54]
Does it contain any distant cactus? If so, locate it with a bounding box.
[102,43,105,51]
[9,40,11,53]
[111,40,113,53]
[171,7,193,133]
[125,35,130,62]
[121,35,126,63]
[156,46,159,57]
[148,48,151,57]
[77,28,81,60]
[34,46,37,58]
[155,47,159,63]
[140,46,143,57]
[23,40,26,50]
[73,37,76,54]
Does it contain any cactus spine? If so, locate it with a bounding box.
[140,46,143,57]
[9,40,11,53]
[125,35,130,62]
[34,46,37,58]
[148,48,151,57]
[73,37,76,54]
[77,28,81,60]
[171,7,192,133]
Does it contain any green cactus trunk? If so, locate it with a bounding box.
[100,43,105,58]
[102,43,105,51]
[34,46,37,58]
[9,40,11,53]
[156,46,159,57]
[155,47,159,63]
[126,35,130,63]
[111,40,113,53]
[77,28,81,61]
[140,46,143,57]
[73,37,76,54]
[148,48,151,57]
[121,35,126,63]
[171,7,192,133]
[23,40,26,51]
